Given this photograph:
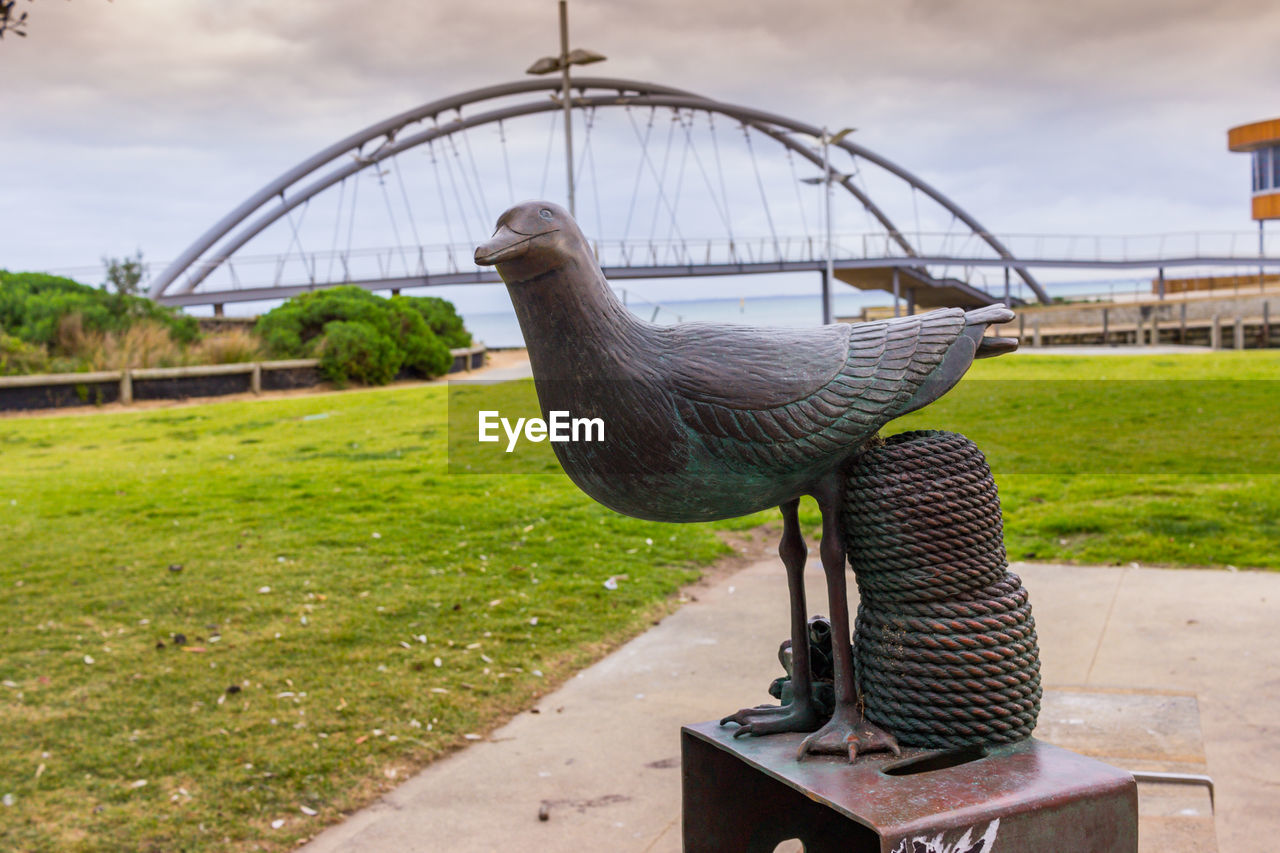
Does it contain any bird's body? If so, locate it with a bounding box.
[477,201,1017,759]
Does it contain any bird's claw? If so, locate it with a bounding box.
[797,710,900,762]
[719,703,785,727]
[720,702,822,738]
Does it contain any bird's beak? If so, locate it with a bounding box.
[475,224,551,266]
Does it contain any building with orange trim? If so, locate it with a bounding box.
[1228,118,1280,220]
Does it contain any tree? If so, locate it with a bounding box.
[102,251,147,297]
[0,1,30,39]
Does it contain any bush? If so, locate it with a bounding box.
[0,270,198,352]
[255,286,468,385]
[391,294,472,349]
[387,299,452,377]
[0,332,49,375]
[317,320,402,387]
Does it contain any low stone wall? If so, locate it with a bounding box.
[0,346,487,412]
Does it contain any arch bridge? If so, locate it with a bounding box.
[149,77,1051,314]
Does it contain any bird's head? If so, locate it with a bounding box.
[474,201,582,284]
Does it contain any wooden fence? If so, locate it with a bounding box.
[0,346,486,412]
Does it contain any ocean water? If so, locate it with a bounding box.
[462,291,881,348]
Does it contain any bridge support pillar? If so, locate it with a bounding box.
[213,303,224,317]
[905,289,916,317]
[391,288,401,297]
[820,270,831,325]
[892,269,900,318]
[1211,314,1222,350]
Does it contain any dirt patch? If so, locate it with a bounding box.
[481,348,529,371]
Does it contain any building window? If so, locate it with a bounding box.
[1256,149,1270,192]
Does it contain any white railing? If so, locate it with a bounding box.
[40,230,1280,297]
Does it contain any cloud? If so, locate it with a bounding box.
[1,0,1275,275]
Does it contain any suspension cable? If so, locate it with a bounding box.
[426,138,459,269]
[438,121,478,243]
[325,177,347,283]
[742,124,782,261]
[538,110,558,199]
[458,117,492,228]
[282,196,312,283]
[445,116,487,236]
[785,147,812,242]
[663,109,697,251]
[621,106,657,242]
[344,168,361,269]
[708,112,736,253]
[391,153,424,256]
[375,163,411,276]
[675,108,732,234]
[497,119,515,206]
[646,107,680,243]
[578,106,605,243]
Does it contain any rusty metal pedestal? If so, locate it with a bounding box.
[682,721,1137,852]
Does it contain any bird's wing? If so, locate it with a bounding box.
[663,321,853,409]
[668,309,967,473]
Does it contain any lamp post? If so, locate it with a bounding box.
[801,126,855,324]
[526,0,606,217]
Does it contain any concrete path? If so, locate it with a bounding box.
[302,558,1279,853]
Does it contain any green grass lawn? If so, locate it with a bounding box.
[1,350,1277,850]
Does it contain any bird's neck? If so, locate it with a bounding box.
[507,256,648,381]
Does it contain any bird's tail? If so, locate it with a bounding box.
[963,304,1018,358]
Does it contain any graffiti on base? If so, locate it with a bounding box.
[890,818,1000,853]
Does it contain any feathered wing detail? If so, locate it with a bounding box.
[672,309,968,474]
[663,321,852,409]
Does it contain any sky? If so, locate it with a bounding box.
[2,0,1278,311]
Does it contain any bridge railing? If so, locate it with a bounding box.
[53,229,1280,298]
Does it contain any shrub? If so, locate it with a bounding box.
[255,286,390,358]
[317,320,402,387]
[255,286,468,385]
[386,299,452,377]
[0,270,198,352]
[391,294,472,348]
[0,332,49,375]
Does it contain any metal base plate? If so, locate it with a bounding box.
[682,721,1137,852]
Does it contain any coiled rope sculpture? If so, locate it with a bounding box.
[843,430,1041,748]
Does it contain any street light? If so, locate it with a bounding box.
[526,0,606,217]
[801,126,855,324]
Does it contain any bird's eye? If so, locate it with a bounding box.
[538,208,553,220]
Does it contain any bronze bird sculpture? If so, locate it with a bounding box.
[475,201,1017,759]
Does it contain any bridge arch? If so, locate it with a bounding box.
[149,76,1047,305]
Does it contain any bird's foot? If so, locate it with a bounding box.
[797,706,900,761]
[720,702,822,738]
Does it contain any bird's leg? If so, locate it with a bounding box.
[797,479,900,761]
[720,499,822,737]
